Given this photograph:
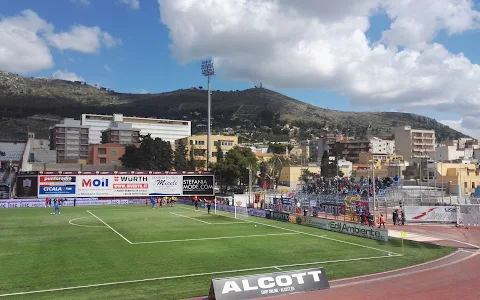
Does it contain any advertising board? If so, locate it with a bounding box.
[208,268,330,300]
[294,215,388,241]
[148,175,182,196]
[182,175,214,196]
[404,206,457,223]
[16,175,38,197]
[38,175,76,198]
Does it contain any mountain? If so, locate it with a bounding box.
[0,71,468,142]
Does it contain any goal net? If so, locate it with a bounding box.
[456,204,480,227]
[214,195,249,219]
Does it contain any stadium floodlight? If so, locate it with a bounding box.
[201,59,215,170]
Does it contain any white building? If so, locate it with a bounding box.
[81,114,191,144]
[433,146,473,161]
[370,137,395,154]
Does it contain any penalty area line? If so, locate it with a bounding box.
[178,205,401,256]
[131,232,298,244]
[0,254,399,297]
[169,212,211,224]
[87,210,132,244]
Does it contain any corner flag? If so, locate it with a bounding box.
[401,231,407,238]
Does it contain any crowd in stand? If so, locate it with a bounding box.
[301,175,398,197]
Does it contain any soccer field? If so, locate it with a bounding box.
[0,205,454,299]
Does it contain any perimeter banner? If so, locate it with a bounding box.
[208,268,330,300]
[404,206,457,223]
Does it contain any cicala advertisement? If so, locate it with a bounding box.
[38,175,76,198]
[182,175,214,196]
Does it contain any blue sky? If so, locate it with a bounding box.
[2,0,480,137]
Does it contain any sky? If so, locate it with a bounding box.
[1,0,480,138]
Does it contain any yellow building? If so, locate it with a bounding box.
[254,152,274,163]
[358,152,403,169]
[432,163,480,196]
[176,135,238,169]
[278,166,320,187]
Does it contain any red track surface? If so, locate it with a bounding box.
[269,225,480,300]
[191,225,480,300]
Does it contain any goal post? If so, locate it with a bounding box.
[456,204,480,228]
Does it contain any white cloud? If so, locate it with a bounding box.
[52,69,85,82]
[139,89,149,94]
[121,0,140,10]
[440,118,480,139]
[158,0,480,126]
[72,0,90,6]
[0,10,54,73]
[0,10,120,74]
[104,64,112,72]
[46,25,121,53]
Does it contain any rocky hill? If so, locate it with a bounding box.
[0,71,468,141]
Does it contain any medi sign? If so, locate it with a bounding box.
[208,268,330,300]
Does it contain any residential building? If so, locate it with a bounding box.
[177,135,239,169]
[333,140,371,163]
[299,136,343,162]
[394,125,436,159]
[49,118,89,163]
[101,122,140,145]
[81,113,191,144]
[338,159,353,177]
[27,133,56,164]
[278,166,320,187]
[358,153,404,169]
[433,146,473,161]
[442,138,479,150]
[427,163,479,196]
[370,137,395,154]
[88,143,135,166]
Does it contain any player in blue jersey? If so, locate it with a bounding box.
[150,197,155,209]
[51,200,60,215]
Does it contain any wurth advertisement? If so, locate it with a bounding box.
[404,206,457,223]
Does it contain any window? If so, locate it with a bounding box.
[98,148,106,155]
[111,150,117,155]
[111,160,117,165]
[221,141,234,147]
[195,140,205,145]
[99,158,106,164]
[212,152,217,157]
[214,141,218,146]
[464,182,468,188]
[190,140,194,145]
[472,182,476,189]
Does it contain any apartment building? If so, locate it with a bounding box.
[49,118,89,163]
[333,140,371,163]
[88,143,134,166]
[299,136,342,162]
[81,113,191,144]
[394,126,435,159]
[177,135,238,169]
[370,137,395,154]
[101,122,140,145]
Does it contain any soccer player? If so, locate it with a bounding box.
[207,201,211,214]
[53,200,60,215]
[45,198,49,208]
[149,197,156,209]
[158,197,163,208]
[194,199,199,210]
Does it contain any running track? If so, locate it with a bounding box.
[192,225,480,300]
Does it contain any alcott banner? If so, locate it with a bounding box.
[208,268,330,300]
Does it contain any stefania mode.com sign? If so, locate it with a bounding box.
[208,268,330,300]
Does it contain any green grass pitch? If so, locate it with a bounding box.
[0,204,454,299]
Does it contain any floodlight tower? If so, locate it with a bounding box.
[201,60,215,170]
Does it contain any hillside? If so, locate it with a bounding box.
[0,71,467,141]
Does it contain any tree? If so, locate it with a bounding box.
[299,169,315,185]
[188,144,196,171]
[119,144,139,169]
[212,146,258,192]
[216,143,224,162]
[174,139,188,171]
[119,134,173,170]
[269,155,290,189]
[268,143,287,154]
[320,151,342,178]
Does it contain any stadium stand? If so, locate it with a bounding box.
[0,141,27,162]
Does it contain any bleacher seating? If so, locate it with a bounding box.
[0,141,27,162]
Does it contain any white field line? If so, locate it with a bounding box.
[179,206,400,256]
[0,254,399,297]
[87,210,132,245]
[131,232,299,245]
[68,217,105,228]
[209,222,249,225]
[169,212,211,224]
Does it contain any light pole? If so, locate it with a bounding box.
[201,60,215,170]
